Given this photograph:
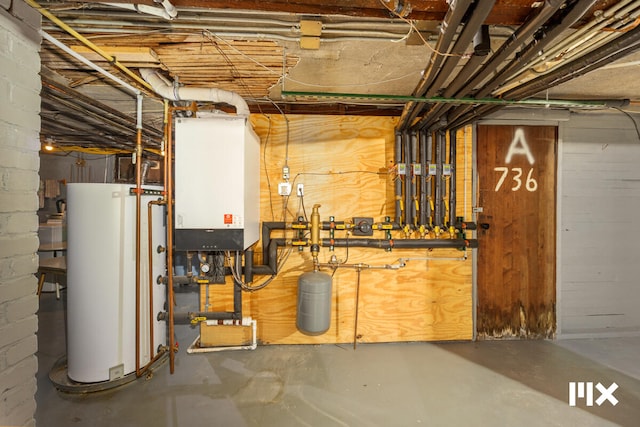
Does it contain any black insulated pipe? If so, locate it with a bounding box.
[245,247,254,284]
[503,24,640,100]
[394,132,403,224]
[457,0,564,98]
[321,238,478,249]
[434,131,445,227]
[403,131,412,227]
[397,0,473,130]
[413,25,493,131]
[419,130,429,227]
[446,0,565,124]
[480,0,599,98]
[406,0,494,130]
[448,24,640,129]
[420,0,496,99]
[233,251,242,318]
[449,129,457,227]
[409,131,418,227]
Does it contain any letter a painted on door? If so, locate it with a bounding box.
[505,128,535,165]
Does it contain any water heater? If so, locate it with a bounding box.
[66,183,166,383]
[174,115,260,251]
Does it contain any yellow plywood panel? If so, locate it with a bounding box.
[201,115,473,344]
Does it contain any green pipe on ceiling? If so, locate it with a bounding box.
[280,90,622,109]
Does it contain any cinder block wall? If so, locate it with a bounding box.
[0,1,41,426]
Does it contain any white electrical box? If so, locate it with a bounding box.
[174,115,260,251]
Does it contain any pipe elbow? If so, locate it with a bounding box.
[139,69,250,116]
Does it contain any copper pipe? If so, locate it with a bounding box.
[166,102,197,374]
[26,0,155,93]
[166,106,176,374]
[134,127,143,376]
[148,199,166,363]
[135,347,168,378]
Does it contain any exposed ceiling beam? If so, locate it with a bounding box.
[73,0,608,25]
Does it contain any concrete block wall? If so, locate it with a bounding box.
[0,1,41,426]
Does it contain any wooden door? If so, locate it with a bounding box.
[476,125,557,338]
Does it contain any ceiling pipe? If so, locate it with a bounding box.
[281,90,620,108]
[62,8,411,32]
[479,0,599,100]
[41,76,163,140]
[503,25,640,100]
[446,27,640,129]
[419,0,596,131]
[100,1,177,20]
[458,0,565,97]
[397,0,474,130]
[27,0,154,93]
[444,0,565,126]
[498,4,640,94]
[407,0,496,129]
[525,0,640,71]
[139,68,250,116]
[51,18,413,42]
[40,30,140,96]
[412,24,494,131]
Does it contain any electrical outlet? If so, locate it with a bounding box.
[297,183,304,197]
[278,182,291,196]
[282,166,290,180]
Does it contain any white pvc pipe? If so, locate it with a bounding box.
[157,0,178,19]
[100,2,177,20]
[139,68,250,116]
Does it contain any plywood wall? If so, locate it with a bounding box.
[201,115,474,344]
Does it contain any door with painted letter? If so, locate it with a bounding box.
[476,125,557,338]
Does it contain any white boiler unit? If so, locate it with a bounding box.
[66,183,166,383]
[174,115,260,251]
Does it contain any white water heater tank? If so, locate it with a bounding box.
[66,183,167,383]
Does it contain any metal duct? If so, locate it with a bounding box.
[139,68,250,116]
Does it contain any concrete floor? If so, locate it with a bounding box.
[36,292,640,427]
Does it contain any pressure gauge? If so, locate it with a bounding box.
[200,263,211,274]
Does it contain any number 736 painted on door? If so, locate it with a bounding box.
[494,167,538,192]
[494,128,539,192]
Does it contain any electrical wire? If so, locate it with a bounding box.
[202,28,428,90]
[225,251,275,292]
[262,115,276,220]
[613,107,640,142]
[265,100,290,170]
[376,0,468,58]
